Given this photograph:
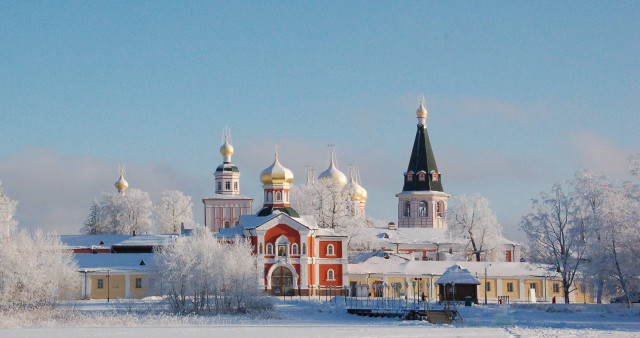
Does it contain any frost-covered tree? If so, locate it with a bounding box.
[0,184,79,308]
[0,181,18,239]
[156,228,271,314]
[85,189,154,235]
[155,190,194,234]
[520,183,587,303]
[447,194,504,262]
[80,200,106,235]
[572,170,613,303]
[290,181,368,249]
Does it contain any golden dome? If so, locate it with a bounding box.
[318,153,348,189]
[346,176,367,202]
[114,170,129,191]
[260,153,294,185]
[416,100,428,119]
[220,135,234,157]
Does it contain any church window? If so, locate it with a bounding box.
[268,192,272,201]
[97,279,104,289]
[235,220,239,226]
[234,182,238,190]
[419,201,427,217]
[225,181,231,190]
[276,191,281,201]
[436,201,444,218]
[431,171,440,182]
[403,202,411,217]
[327,269,335,281]
[418,173,426,181]
[406,173,413,182]
[302,243,307,255]
[278,244,287,257]
[266,243,273,255]
[217,182,222,191]
[224,221,230,228]
[327,244,335,256]
[259,243,263,255]
[291,243,298,255]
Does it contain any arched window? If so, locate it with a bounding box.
[406,173,413,182]
[217,182,222,191]
[437,201,445,218]
[276,191,281,201]
[258,243,263,255]
[291,243,299,255]
[225,181,231,190]
[327,244,335,256]
[403,201,411,217]
[418,173,426,181]
[302,243,307,255]
[419,201,427,217]
[266,243,273,255]
[327,269,335,281]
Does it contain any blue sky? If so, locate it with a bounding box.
[1,2,638,240]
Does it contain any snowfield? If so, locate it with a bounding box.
[1,298,639,337]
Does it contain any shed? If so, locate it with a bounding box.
[435,265,481,302]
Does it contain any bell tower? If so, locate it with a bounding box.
[396,98,450,228]
[203,128,253,232]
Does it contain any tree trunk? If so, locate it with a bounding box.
[611,235,632,308]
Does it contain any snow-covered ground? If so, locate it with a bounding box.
[1,298,639,337]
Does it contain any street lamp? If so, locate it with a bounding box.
[484,263,492,305]
[107,270,111,303]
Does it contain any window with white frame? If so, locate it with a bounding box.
[403,201,410,217]
[436,201,444,218]
[302,243,307,255]
[135,278,142,289]
[406,173,413,182]
[275,191,281,201]
[485,281,491,292]
[259,243,263,255]
[217,182,222,191]
[291,243,299,255]
[327,269,335,281]
[553,282,560,293]
[97,279,104,289]
[225,181,231,190]
[507,282,514,292]
[266,243,273,255]
[327,244,335,256]
[234,182,238,190]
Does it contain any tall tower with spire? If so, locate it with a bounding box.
[203,128,253,232]
[396,98,450,228]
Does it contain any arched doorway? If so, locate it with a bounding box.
[271,266,294,296]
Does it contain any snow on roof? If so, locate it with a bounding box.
[348,260,557,278]
[435,265,481,285]
[203,193,253,200]
[350,251,412,264]
[215,225,244,239]
[365,226,461,245]
[73,253,156,272]
[113,234,176,247]
[60,235,133,249]
[239,212,319,230]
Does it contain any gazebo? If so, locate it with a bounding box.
[435,265,481,302]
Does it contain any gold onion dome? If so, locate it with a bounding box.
[416,100,428,119]
[114,170,129,190]
[260,153,294,185]
[220,136,234,157]
[347,176,367,202]
[318,153,348,188]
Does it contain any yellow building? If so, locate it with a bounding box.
[347,254,594,303]
[76,253,156,300]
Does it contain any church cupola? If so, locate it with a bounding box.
[257,150,299,217]
[317,144,348,190]
[114,169,129,195]
[214,128,241,195]
[396,97,450,228]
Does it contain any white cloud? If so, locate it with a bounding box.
[568,130,633,178]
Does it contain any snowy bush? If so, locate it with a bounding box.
[82,189,153,235]
[155,228,272,315]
